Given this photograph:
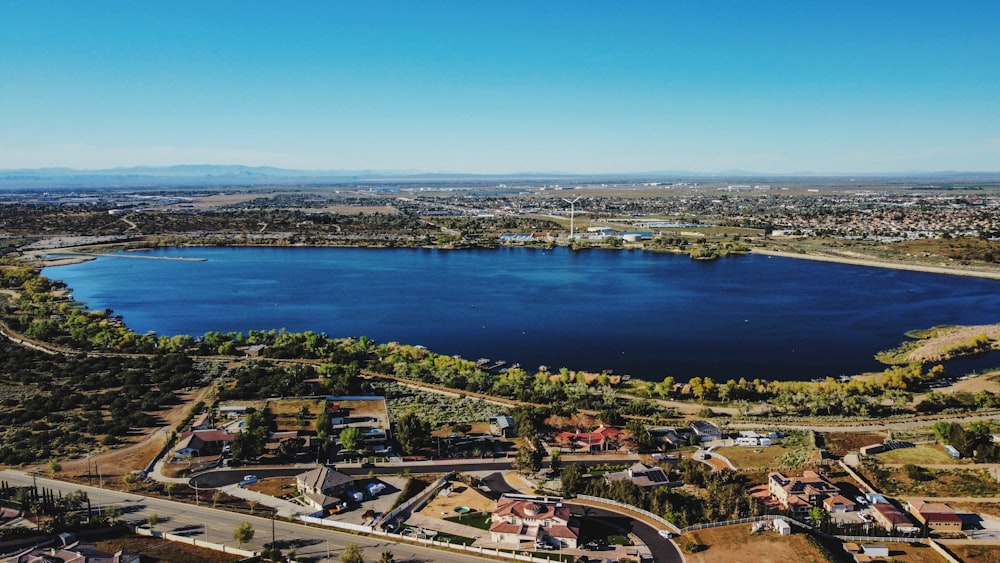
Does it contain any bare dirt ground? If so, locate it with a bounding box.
[683,525,828,563]
[416,481,496,517]
[55,386,215,478]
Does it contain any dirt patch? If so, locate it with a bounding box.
[93,529,243,562]
[821,431,886,457]
[683,525,827,563]
[416,481,496,518]
[902,323,1000,363]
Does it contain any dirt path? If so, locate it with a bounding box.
[752,248,1000,280]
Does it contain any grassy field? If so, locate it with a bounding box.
[683,525,828,563]
[876,444,971,465]
[266,397,325,432]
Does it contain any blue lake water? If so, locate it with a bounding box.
[43,247,1000,382]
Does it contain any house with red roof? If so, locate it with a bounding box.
[555,424,621,452]
[908,500,963,532]
[767,470,841,513]
[489,494,580,549]
[174,428,235,458]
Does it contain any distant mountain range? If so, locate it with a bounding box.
[1,164,998,189]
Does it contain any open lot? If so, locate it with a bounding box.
[876,444,971,465]
[821,432,886,457]
[946,543,1000,563]
[714,445,791,468]
[682,524,828,563]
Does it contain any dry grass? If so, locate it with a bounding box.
[900,323,1000,363]
[683,525,827,563]
[821,431,886,457]
[244,476,300,499]
[872,542,951,563]
[947,543,1000,563]
[877,444,972,465]
[714,446,790,469]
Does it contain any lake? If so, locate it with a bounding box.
[43,246,1000,382]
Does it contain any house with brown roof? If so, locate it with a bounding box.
[767,470,840,513]
[174,428,235,458]
[907,500,963,532]
[296,467,355,512]
[490,494,580,549]
[15,541,139,563]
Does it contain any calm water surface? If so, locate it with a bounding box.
[44,247,1000,381]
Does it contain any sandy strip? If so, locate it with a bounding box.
[752,248,1000,280]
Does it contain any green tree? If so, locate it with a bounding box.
[395,413,431,455]
[147,512,159,530]
[549,449,562,473]
[233,521,255,547]
[560,462,584,497]
[47,459,62,477]
[339,426,363,454]
[340,543,364,563]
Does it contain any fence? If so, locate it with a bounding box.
[132,525,257,558]
[576,495,681,535]
[378,472,453,528]
[681,515,803,533]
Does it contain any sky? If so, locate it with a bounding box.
[1,1,999,175]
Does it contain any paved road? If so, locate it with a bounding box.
[0,469,498,563]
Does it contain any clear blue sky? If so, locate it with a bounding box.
[2,1,998,174]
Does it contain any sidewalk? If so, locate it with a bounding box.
[218,484,309,518]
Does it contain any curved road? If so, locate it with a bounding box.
[481,472,682,563]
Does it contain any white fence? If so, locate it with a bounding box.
[576,495,681,535]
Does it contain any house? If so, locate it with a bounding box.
[15,541,139,563]
[555,425,621,452]
[648,427,688,448]
[190,412,212,431]
[690,420,722,441]
[490,416,515,438]
[605,462,672,488]
[870,502,919,533]
[767,470,841,513]
[908,500,963,531]
[296,467,355,512]
[490,494,580,549]
[174,429,235,457]
[823,494,857,513]
[327,396,393,455]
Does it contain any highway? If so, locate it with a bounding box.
[0,469,499,563]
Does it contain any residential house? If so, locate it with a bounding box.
[174,429,235,458]
[490,494,580,549]
[823,494,857,513]
[190,412,212,431]
[907,500,963,532]
[690,420,722,441]
[555,425,621,452]
[15,541,139,563]
[605,462,672,488]
[870,502,920,533]
[648,427,688,448]
[767,470,841,513]
[327,396,393,455]
[296,467,355,512]
[489,416,515,438]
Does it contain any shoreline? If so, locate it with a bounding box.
[751,248,1000,281]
